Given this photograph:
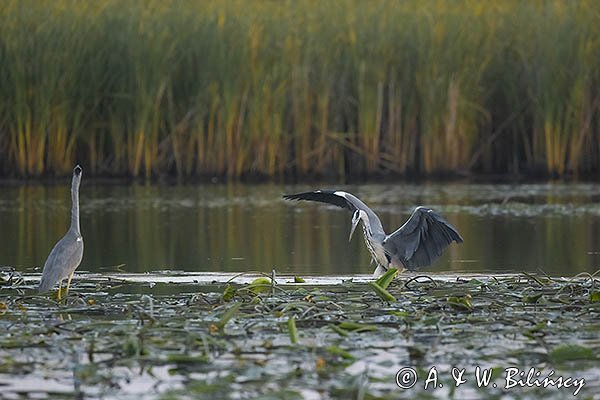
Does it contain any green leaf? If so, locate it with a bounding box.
[325,345,354,360]
[293,276,305,283]
[288,316,298,344]
[549,344,596,363]
[447,294,473,311]
[329,324,349,337]
[216,302,242,329]
[337,321,378,333]
[222,284,236,302]
[369,281,396,302]
[374,268,398,289]
[122,335,140,358]
[247,277,272,295]
[390,310,411,319]
[167,354,209,363]
[522,293,543,304]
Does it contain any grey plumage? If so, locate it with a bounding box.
[283,189,463,275]
[38,165,84,295]
[383,205,463,270]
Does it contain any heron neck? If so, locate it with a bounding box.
[361,213,371,237]
[70,179,80,234]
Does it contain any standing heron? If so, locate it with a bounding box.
[38,165,84,299]
[283,190,463,276]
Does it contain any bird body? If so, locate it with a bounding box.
[38,165,84,298]
[284,190,463,276]
[38,229,84,293]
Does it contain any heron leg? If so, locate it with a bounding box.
[57,279,63,301]
[65,272,75,298]
[372,265,387,278]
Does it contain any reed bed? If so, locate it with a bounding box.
[0,0,599,179]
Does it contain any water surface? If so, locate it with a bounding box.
[1,182,599,276]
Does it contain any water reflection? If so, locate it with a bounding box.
[1,182,599,276]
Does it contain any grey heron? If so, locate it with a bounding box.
[283,190,463,276]
[38,165,84,299]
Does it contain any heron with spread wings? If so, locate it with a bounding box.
[284,190,463,276]
[38,165,84,299]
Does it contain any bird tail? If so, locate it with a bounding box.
[38,274,55,293]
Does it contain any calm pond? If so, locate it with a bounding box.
[1,182,600,276]
[1,182,599,400]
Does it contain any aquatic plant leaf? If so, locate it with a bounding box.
[287,316,298,344]
[248,277,272,295]
[216,302,242,330]
[167,354,209,364]
[369,281,396,302]
[325,345,354,360]
[122,335,140,358]
[222,284,236,302]
[389,310,410,319]
[447,294,473,311]
[522,293,544,303]
[329,324,349,337]
[337,321,378,333]
[375,268,398,289]
[549,344,596,363]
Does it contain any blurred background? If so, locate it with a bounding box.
[1,0,599,179]
[1,0,600,275]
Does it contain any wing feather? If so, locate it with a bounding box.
[384,207,462,270]
[283,189,386,238]
[38,233,84,292]
[283,190,357,211]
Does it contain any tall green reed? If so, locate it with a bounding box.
[0,0,599,179]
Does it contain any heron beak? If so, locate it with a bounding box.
[349,217,359,242]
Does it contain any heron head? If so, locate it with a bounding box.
[349,210,361,242]
[74,165,82,176]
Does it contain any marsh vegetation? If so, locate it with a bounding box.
[1,0,599,179]
[0,269,598,399]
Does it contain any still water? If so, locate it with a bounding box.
[1,182,600,276]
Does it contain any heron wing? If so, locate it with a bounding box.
[283,190,357,211]
[383,207,463,270]
[283,190,386,235]
[39,232,84,292]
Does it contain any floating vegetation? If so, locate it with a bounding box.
[246,277,273,296]
[375,267,398,289]
[368,281,396,302]
[287,316,299,345]
[0,269,599,399]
